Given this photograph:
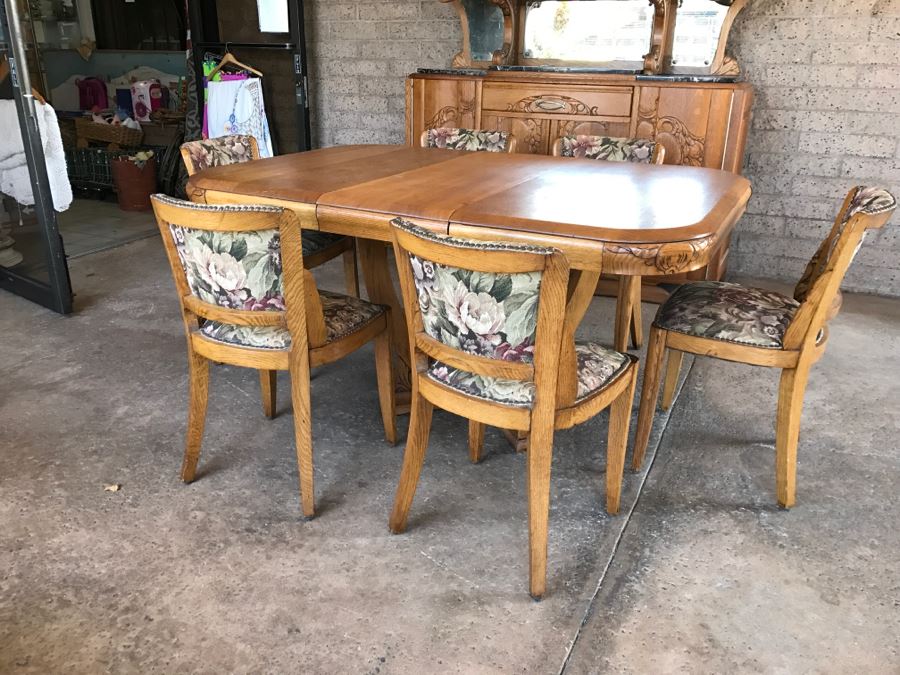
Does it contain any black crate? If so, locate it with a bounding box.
[66,146,172,192]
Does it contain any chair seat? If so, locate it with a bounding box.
[654,281,800,349]
[302,231,348,257]
[197,290,385,351]
[426,342,630,408]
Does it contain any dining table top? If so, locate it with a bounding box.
[186,144,752,245]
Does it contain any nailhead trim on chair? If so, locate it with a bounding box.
[391,218,556,256]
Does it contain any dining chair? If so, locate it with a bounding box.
[151,194,396,516]
[420,127,518,153]
[631,186,896,508]
[180,135,360,298]
[552,134,666,353]
[387,218,638,599]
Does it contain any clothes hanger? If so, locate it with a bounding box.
[0,55,46,104]
[207,50,263,80]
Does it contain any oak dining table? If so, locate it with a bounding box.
[186,144,751,405]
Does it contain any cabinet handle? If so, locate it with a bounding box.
[533,99,566,111]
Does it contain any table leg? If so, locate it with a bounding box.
[357,239,412,413]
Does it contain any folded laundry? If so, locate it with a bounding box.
[0,99,73,211]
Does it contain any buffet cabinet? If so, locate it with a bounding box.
[405,69,753,281]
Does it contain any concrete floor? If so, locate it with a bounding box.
[1,237,898,673]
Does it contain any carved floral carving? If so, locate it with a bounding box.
[506,94,599,116]
[425,98,477,129]
[605,237,715,275]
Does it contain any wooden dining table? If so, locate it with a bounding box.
[186,144,751,404]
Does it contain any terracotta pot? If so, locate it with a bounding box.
[110,157,157,211]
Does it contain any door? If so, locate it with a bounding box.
[0,0,72,314]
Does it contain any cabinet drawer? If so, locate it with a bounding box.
[482,83,633,118]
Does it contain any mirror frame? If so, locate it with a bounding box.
[441,0,748,75]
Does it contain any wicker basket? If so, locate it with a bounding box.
[75,117,143,150]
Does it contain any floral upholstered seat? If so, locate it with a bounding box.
[180,136,349,259]
[427,342,630,408]
[653,281,800,349]
[557,135,657,163]
[424,127,510,152]
[199,291,385,350]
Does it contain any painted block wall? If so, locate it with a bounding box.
[304,0,900,296]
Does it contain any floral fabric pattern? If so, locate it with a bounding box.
[170,222,284,311]
[425,127,510,153]
[655,281,800,349]
[198,291,385,350]
[794,186,896,302]
[408,252,542,362]
[182,135,256,174]
[558,135,656,163]
[426,342,630,408]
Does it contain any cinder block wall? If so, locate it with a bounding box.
[728,0,900,296]
[305,1,459,146]
[304,0,899,296]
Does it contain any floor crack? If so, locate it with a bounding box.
[557,356,693,674]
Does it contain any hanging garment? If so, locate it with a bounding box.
[0,100,74,211]
[207,78,273,158]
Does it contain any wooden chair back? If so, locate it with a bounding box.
[783,186,896,350]
[180,135,261,176]
[151,194,320,350]
[551,135,665,164]
[420,127,518,153]
[390,219,569,422]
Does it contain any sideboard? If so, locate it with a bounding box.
[405,68,753,284]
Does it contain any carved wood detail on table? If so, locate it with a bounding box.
[603,236,716,275]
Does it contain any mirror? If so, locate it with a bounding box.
[521,0,652,66]
[671,0,730,68]
[257,0,289,33]
[462,0,505,62]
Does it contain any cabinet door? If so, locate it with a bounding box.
[550,119,632,146]
[481,114,549,154]
[408,77,480,145]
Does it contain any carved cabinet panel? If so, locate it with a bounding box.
[480,113,549,154]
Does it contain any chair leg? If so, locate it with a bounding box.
[606,367,637,515]
[181,350,209,483]
[632,326,666,471]
[389,394,434,533]
[288,347,315,518]
[527,418,555,600]
[374,328,397,445]
[775,363,811,509]
[629,277,643,349]
[343,244,360,298]
[614,276,634,352]
[259,369,277,419]
[468,421,485,463]
[660,350,683,411]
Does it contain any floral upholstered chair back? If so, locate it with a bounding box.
[390,218,569,408]
[553,135,663,164]
[785,186,896,347]
[151,195,311,351]
[180,135,260,176]
[421,127,515,153]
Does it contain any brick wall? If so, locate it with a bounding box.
[728,0,900,296]
[304,0,900,296]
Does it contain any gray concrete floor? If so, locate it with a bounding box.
[1,238,898,673]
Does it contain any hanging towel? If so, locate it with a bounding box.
[0,100,73,211]
[207,78,273,158]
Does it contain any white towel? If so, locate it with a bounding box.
[0,99,73,211]
[207,79,274,158]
